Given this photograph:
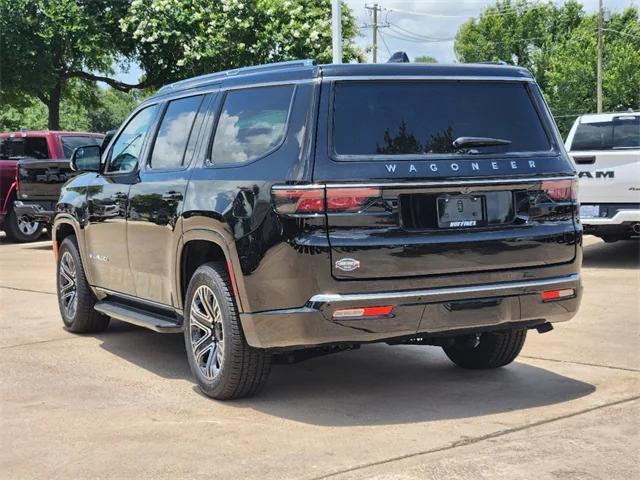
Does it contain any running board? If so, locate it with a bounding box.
[94,300,183,333]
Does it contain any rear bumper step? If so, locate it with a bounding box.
[94,300,183,333]
[240,274,581,349]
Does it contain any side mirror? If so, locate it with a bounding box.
[70,145,101,172]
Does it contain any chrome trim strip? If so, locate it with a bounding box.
[309,274,580,304]
[271,184,325,190]
[324,175,575,189]
[324,75,535,83]
[95,287,174,311]
[271,175,575,191]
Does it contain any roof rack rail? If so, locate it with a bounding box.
[474,60,508,65]
[157,59,316,95]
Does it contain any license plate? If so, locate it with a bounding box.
[580,205,600,218]
[437,195,486,228]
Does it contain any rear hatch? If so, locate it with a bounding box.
[567,113,640,205]
[311,78,578,280]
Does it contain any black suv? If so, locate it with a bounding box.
[53,60,582,399]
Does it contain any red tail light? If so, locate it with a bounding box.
[272,186,382,215]
[541,179,578,202]
[272,187,324,215]
[326,187,381,213]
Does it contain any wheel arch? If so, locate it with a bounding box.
[52,216,90,279]
[178,228,246,313]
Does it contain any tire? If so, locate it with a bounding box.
[4,207,43,243]
[56,237,110,333]
[443,329,527,369]
[184,262,271,400]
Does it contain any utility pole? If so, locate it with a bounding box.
[332,0,342,64]
[365,3,383,63]
[596,0,604,113]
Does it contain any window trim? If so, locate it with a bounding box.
[327,79,559,162]
[206,84,297,169]
[104,103,160,176]
[144,94,205,172]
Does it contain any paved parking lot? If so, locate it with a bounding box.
[0,234,638,479]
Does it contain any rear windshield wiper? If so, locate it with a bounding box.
[452,137,512,149]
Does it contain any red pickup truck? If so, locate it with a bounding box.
[0,130,103,242]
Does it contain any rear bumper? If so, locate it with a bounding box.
[13,201,55,223]
[582,209,640,225]
[240,274,582,349]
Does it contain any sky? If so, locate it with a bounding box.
[114,0,636,84]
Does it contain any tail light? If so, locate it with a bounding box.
[272,187,324,215]
[541,178,578,202]
[326,187,381,213]
[272,186,382,215]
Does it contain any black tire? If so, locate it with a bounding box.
[184,262,271,400]
[443,329,527,369]
[4,207,43,243]
[56,237,110,333]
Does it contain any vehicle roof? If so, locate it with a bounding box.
[0,130,103,138]
[148,60,534,101]
[577,111,639,124]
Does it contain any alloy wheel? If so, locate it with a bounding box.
[17,215,39,236]
[190,285,225,380]
[59,251,78,319]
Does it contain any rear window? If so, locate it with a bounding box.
[61,136,103,158]
[332,81,551,157]
[570,117,640,151]
[0,137,49,159]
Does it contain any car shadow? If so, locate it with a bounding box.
[583,237,639,269]
[95,320,595,427]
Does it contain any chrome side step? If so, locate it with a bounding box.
[94,300,183,333]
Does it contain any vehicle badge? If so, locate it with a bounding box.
[335,258,360,272]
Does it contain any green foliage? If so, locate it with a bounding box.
[414,55,438,63]
[455,1,640,135]
[1,0,361,130]
[0,85,141,133]
[119,0,362,81]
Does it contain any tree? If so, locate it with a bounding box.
[0,85,143,133]
[119,0,362,76]
[454,1,640,135]
[414,55,437,63]
[1,0,361,130]
[0,0,149,130]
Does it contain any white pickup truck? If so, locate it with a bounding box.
[565,111,640,242]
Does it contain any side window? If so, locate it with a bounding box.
[149,95,203,169]
[61,136,103,158]
[108,105,158,174]
[210,85,294,165]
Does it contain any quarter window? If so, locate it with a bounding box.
[149,95,203,169]
[210,85,294,165]
[108,105,159,173]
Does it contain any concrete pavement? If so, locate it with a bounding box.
[0,234,638,479]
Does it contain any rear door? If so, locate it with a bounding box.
[314,79,578,281]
